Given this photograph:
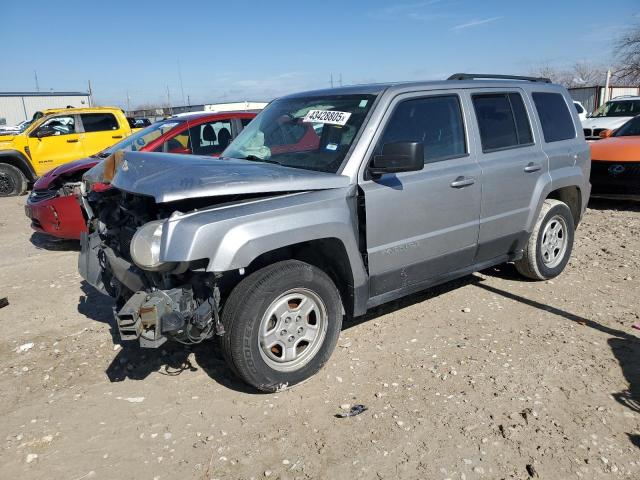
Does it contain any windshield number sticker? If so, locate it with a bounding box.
[303,110,351,126]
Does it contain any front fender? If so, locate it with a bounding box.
[161,187,367,282]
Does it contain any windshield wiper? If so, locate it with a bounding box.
[239,155,282,165]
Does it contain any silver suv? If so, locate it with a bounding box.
[80,74,591,391]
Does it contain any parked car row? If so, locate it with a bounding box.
[5,73,638,391]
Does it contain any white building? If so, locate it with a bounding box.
[568,86,640,115]
[0,91,91,127]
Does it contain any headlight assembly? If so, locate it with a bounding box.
[130,220,165,270]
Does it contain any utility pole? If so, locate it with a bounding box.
[166,85,172,115]
[339,73,343,87]
[187,95,191,106]
[603,68,612,105]
[177,59,186,106]
[34,70,40,92]
[126,92,131,114]
[330,73,334,88]
[87,80,93,106]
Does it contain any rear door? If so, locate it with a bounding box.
[360,91,482,298]
[27,114,84,174]
[79,112,126,156]
[467,89,548,262]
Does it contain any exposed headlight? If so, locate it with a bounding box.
[130,220,165,270]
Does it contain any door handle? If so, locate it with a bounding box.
[66,139,79,143]
[524,162,541,173]
[450,176,475,188]
[112,135,123,139]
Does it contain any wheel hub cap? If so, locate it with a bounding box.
[540,215,568,268]
[0,172,14,195]
[258,288,328,372]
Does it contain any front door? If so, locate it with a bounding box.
[361,92,482,299]
[28,114,84,175]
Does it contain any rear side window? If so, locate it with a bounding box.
[472,93,533,152]
[378,95,467,163]
[532,92,576,142]
[81,113,119,133]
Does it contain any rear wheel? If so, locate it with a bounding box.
[220,260,343,392]
[515,199,574,280]
[0,163,28,196]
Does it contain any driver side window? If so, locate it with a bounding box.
[377,95,467,164]
[39,115,76,136]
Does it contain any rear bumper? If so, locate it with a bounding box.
[26,192,87,240]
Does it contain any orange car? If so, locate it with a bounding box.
[589,115,640,200]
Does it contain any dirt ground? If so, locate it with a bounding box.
[1,195,639,480]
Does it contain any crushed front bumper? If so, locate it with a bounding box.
[79,232,220,348]
[26,190,87,240]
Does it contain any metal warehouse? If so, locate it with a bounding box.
[0,91,91,127]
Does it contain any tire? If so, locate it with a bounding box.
[220,260,343,392]
[0,163,28,197]
[515,199,575,280]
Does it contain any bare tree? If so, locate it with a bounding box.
[570,62,606,87]
[614,25,640,83]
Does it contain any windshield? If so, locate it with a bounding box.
[222,94,376,173]
[614,116,640,137]
[591,100,640,118]
[97,119,184,157]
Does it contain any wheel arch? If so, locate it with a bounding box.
[220,238,358,318]
[0,150,36,182]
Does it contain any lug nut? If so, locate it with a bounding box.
[288,335,295,343]
[280,330,287,336]
[297,327,303,334]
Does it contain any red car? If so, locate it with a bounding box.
[25,111,257,240]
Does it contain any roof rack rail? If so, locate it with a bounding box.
[447,73,552,83]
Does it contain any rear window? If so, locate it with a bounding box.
[472,93,533,152]
[81,113,119,133]
[532,92,576,143]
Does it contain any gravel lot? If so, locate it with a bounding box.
[1,195,639,480]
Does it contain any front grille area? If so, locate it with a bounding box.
[590,160,640,196]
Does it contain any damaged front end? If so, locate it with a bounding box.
[80,188,225,348]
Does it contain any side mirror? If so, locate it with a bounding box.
[599,129,613,139]
[35,126,55,138]
[370,142,424,176]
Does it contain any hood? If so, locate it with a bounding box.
[110,151,351,203]
[0,133,16,142]
[590,136,640,162]
[582,116,632,131]
[34,157,100,190]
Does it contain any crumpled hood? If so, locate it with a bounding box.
[34,157,100,190]
[582,116,632,132]
[110,151,351,203]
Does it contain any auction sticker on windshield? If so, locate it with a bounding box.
[303,110,352,126]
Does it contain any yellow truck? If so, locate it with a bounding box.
[0,106,141,196]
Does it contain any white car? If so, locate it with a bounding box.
[573,101,587,121]
[581,96,640,140]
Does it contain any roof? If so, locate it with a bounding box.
[0,91,90,97]
[281,78,565,99]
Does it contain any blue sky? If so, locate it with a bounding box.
[1,0,638,108]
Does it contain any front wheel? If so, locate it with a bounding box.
[220,260,343,392]
[0,163,28,197]
[515,199,575,280]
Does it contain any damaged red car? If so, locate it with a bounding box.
[25,111,257,239]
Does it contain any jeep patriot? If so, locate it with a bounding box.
[80,74,591,391]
